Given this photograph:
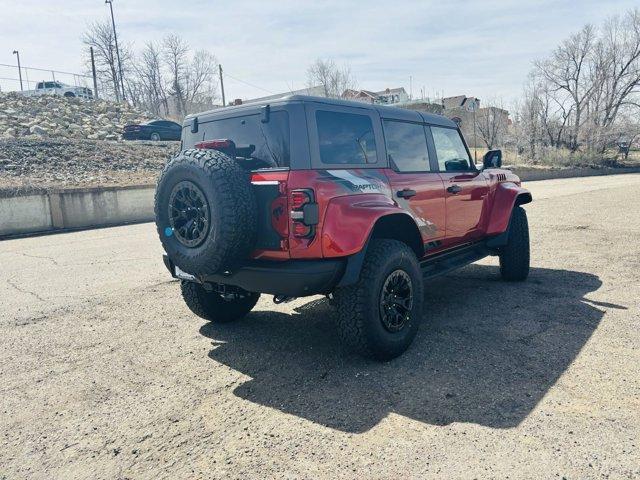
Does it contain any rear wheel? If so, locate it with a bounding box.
[181,281,260,323]
[155,149,257,275]
[333,239,424,361]
[150,132,161,141]
[499,206,530,281]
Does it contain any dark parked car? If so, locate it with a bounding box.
[122,120,182,141]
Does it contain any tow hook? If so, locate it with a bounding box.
[273,295,297,304]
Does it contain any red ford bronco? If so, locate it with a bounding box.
[155,95,531,360]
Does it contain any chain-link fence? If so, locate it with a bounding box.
[0,63,93,94]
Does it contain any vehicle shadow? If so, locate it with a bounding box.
[199,264,607,433]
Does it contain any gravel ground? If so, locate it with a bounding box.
[0,175,639,479]
[0,138,178,196]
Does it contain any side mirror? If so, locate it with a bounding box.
[483,149,502,169]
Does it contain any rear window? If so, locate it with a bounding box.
[202,111,290,168]
[316,110,377,165]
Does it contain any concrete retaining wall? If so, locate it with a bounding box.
[0,194,53,236]
[0,185,154,237]
[1,167,639,238]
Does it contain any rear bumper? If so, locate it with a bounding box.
[163,255,346,297]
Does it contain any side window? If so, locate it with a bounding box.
[383,120,430,172]
[431,126,472,172]
[316,110,377,165]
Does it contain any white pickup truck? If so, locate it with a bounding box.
[21,81,93,99]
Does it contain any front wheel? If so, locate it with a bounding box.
[499,206,530,281]
[180,281,260,323]
[333,239,424,361]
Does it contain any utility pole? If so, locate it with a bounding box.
[473,101,478,163]
[90,47,99,99]
[12,50,23,91]
[105,0,126,101]
[219,64,226,106]
[409,75,412,100]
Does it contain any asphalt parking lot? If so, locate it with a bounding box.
[1,174,639,479]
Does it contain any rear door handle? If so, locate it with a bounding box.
[447,185,462,194]
[396,189,416,199]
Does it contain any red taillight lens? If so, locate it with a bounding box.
[293,222,312,237]
[291,190,311,209]
[195,139,233,150]
[290,189,317,238]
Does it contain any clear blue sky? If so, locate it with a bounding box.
[0,0,637,103]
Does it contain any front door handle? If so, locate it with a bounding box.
[447,185,462,194]
[396,189,417,199]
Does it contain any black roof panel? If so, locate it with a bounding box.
[187,95,456,128]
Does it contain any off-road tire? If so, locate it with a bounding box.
[155,149,257,275]
[499,206,530,281]
[181,281,260,323]
[333,239,424,361]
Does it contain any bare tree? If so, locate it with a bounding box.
[163,34,190,117]
[517,7,639,162]
[516,81,545,160]
[535,25,596,151]
[136,42,168,116]
[184,50,218,113]
[589,8,640,151]
[82,20,124,102]
[306,58,356,98]
[475,99,509,150]
[162,35,218,117]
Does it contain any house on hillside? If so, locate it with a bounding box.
[442,95,480,112]
[376,87,409,104]
[440,95,482,147]
[342,87,409,105]
[342,89,379,103]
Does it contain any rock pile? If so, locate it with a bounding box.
[0,93,154,140]
[0,138,179,195]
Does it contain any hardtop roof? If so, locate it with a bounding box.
[185,95,456,128]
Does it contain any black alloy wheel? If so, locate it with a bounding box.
[379,269,414,333]
[168,180,210,248]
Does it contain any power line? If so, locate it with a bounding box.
[222,71,274,95]
[0,63,91,78]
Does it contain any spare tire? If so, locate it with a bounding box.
[155,148,257,275]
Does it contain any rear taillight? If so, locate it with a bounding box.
[293,221,312,237]
[290,189,318,238]
[251,171,290,251]
[291,190,310,210]
[195,139,233,150]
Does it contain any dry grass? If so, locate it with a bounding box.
[469,146,640,168]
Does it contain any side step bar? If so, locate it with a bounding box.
[420,242,491,280]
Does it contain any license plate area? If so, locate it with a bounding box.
[174,265,198,282]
